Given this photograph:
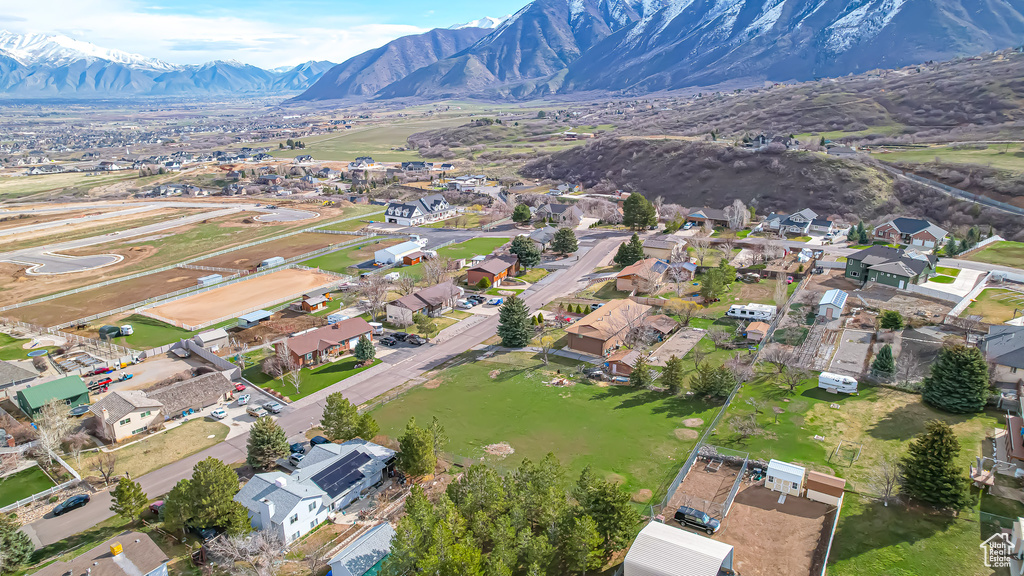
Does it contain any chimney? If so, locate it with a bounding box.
[102,408,109,423]
[6,436,13,448]
[258,497,275,525]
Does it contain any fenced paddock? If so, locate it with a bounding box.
[660,445,749,521]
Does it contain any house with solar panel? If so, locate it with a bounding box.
[383,194,455,226]
[234,439,396,544]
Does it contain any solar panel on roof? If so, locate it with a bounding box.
[310,452,371,498]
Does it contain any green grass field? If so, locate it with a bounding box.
[243,356,380,401]
[317,209,385,231]
[871,143,1024,172]
[935,266,961,277]
[302,238,399,273]
[0,171,169,199]
[0,332,34,361]
[266,116,472,162]
[438,237,510,260]
[928,275,956,284]
[966,241,1024,268]
[965,288,1024,324]
[0,466,56,507]
[105,314,236,349]
[371,352,724,499]
[421,213,486,229]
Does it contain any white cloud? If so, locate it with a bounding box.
[0,0,429,67]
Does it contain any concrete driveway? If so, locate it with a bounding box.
[829,329,873,375]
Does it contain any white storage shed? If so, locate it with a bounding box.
[197,274,223,287]
[806,471,846,506]
[194,328,230,349]
[624,521,734,576]
[766,459,805,497]
[817,289,848,320]
[374,241,422,265]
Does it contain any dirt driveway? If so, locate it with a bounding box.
[650,328,705,367]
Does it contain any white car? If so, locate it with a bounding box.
[210,408,228,420]
[236,394,250,406]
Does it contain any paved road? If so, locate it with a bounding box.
[0,202,317,274]
[23,235,622,547]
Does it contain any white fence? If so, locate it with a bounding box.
[906,284,964,303]
[0,318,136,357]
[177,264,249,275]
[948,271,994,318]
[0,453,83,514]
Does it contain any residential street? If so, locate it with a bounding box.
[23,235,622,547]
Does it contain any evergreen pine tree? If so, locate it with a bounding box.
[622,193,657,230]
[246,415,290,470]
[496,296,531,348]
[0,513,33,573]
[321,392,366,441]
[354,335,376,363]
[110,477,148,523]
[509,235,542,267]
[551,227,579,255]
[629,356,653,388]
[945,236,959,256]
[660,355,685,394]
[188,457,248,532]
[901,419,971,510]
[512,203,532,224]
[923,344,990,413]
[871,344,896,378]
[613,234,645,266]
[398,417,436,476]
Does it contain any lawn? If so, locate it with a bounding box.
[791,236,812,242]
[710,374,1002,576]
[243,356,381,401]
[302,238,399,273]
[107,314,197,349]
[928,275,956,284]
[437,237,510,260]
[965,288,1024,324]
[580,280,631,301]
[76,418,229,480]
[487,287,525,296]
[518,268,550,283]
[935,266,961,277]
[736,230,752,238]
[0,332,35,361]
[371,352,724,498]
[317,208,385,232]
[0,466,56,507]
[421,213,486,229]
[967,241,1024,268]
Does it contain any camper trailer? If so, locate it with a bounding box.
[818,372,858,394]
[257,256,285,270]
[726,303,778,321]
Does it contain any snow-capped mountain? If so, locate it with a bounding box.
[297,0,1024,101]
[0,30,336,97]
[0,31,176,71]
[449,16,512,29]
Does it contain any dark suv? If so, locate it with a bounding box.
[673,505,721,534]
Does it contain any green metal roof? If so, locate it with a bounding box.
[17,375,88,410]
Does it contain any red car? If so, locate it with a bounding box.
[235,383,247,392]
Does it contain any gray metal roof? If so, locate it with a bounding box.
[0,360,36,387]
[981,326,1024,370]
[330,523,396,576]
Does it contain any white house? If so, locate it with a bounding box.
[235,440,396,545]
[817,289,848,320]
[766,459,805,497]
[374,241,423,265]
[624,521,735,576]
[383,194,455,226]
[328,523,396,576]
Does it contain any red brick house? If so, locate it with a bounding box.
[467,256,520,287]
[278,318,373,367]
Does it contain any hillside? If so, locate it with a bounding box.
[521,138,1024,239]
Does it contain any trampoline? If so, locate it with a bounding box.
[27,349,48,358]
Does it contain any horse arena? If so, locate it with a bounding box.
[144,268,337,328]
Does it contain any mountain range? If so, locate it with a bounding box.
[295,0,1024,101]
[0,31,337,97]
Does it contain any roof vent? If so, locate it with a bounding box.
[276,477,288,488]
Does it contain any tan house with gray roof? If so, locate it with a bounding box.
[90,390,163,442]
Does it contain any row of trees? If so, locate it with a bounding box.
[382,456,640,576]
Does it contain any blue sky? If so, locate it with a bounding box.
[0,0,528,68]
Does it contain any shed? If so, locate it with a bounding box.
[301,296,329,313]
[806,471,846,506]
[327,522,396,576]
[238,310,273,329]
[16,375,89,418]
[403,251,424,266]
[374,241,422,265]
[766,459,805,497]
[258,256,285,270]
[606,349,641,376]
[817,289,848,320]
[623,521,734,576]
[194,328,230,349]
[197,274,223,287]
[745,321,771,342]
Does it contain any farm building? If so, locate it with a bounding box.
[403,251,424,266]
[238,310,273,329]
[745,321,771,342]
[605,349,640,376]
[624,521,734,576]
[16,375,90,418]
[328,522,395,576]
[817,289,848,320]
[257,256,286,270]
[374,241,422,265]
[197,274,223,287]
[194,328,230,349]
[805,471,846,506]
[766,459,805,497]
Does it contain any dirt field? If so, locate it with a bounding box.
[145,268,337,327]
[717,485,834,576]
[805,271,951,324]
[8,269,209,326]
[666,462,743,519]
[193,232,357,270]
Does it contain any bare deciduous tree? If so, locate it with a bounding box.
[206,530,284,576]
[718,239,736,262]
[707,329,731,350]
[539,334,556,366]
[35,399,75,464]
[729,414,762,440]
[664,299,696,326]
[724,199,749,230]
[774,277,788,308]
[895,350,925,388]
[691,346,707,369]
[422,256,454,287]
[764,239,786,261]
[93,452,117,485]
[950,314,982,342]
[689,235,713,266]
[725,356,755,383]
[868,453,902,507]
[772,406,785,424]
[745,397,764,414]
[780,366,810,392]
[759,344,792,375]
[358,274,391,321]
[636,260,666,295]
[64,432,92,468]
[394,274,417,296]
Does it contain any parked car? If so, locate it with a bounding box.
[289,442,306,454]
[674,505,720,535]
[210,408,228,420]
[407,335,427,346]
[391,332,409,341]
[590,302,605,310]
[456,300,473,309]
[263,401,283,414]
[235,383,247,392]
[786,275,795,284]
[310,435,331,446]
[246,405,267,418]
[149,500,164,515]
[379,336,397,347]
[487,298,504,306]
[289,453,305,466]
[236,394,250,406]
[188,525,218,542]
[468,295,486,304]
[53,494,90,516]
[583,367,606,380]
